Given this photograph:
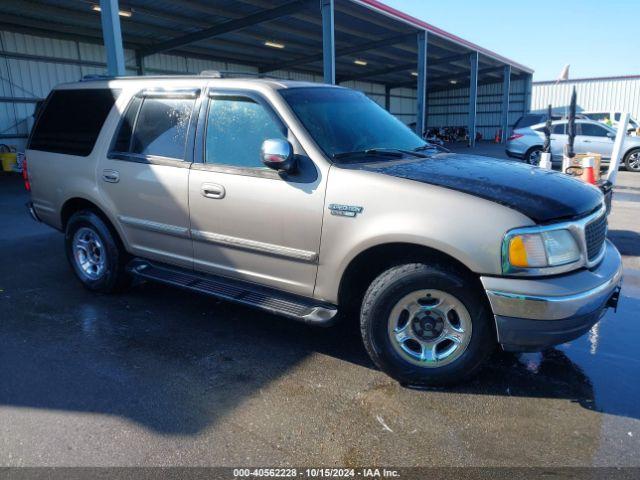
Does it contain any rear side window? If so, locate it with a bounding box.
[513,114,546,130]
[586,113,608,121]
[579,123,610,137]
[552,124,566,134]
[112,95,196,160]
[114,96,142,152]
[29,89,120,156]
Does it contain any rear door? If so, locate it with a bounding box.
[188,89,325,297]
[576,122,614,159]
[98,87,201,268]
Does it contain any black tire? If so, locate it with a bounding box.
[360,263,495,386]
[524,147,543,165]
[65,210,131,293]
[624,148,640,172]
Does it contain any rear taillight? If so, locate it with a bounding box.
[22,157,30,192]
[507,133,524,141]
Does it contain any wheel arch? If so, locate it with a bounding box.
[524,145,543,158]
[60,197,128,250]
[337,242,483,315]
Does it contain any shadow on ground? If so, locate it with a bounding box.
[610,229,640,256]
[1,175,639,437]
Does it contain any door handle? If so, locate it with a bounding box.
[583,140,592,143]
[201,183,225,199]
[102,169,120,183]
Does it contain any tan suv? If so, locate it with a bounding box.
[25,75,623,386]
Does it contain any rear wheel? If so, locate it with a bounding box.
[624,149,640,172]
[525,147,543,166]
[65,211,130,293]
[360,263,495,386]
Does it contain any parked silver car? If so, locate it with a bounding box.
[506,119,640,171]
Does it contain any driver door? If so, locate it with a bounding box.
[188,90,326,297]
[576,122,615,160]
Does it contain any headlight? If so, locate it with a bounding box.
[503,228,581,274]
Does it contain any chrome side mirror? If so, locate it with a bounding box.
[261,138,296,173]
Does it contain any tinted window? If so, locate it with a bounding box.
[205,96,286,168]
[513,114,546,130]
[280,87,425,159]
[580,123,610,137]
[29,89,120,156]
[131,97,195,159]
[586,113,607,121]
[113,96,142,152]
[552,124,566,134]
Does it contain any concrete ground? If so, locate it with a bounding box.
[1,154,639,467]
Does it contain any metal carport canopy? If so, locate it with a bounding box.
[0,0,533,146]
[0,0,532,87]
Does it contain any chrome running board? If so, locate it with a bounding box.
[127,259,338,326]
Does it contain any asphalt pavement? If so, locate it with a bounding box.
[1,152,639,467]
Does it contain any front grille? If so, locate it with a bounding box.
[585,213,607,261]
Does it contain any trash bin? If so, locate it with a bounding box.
[0,152,17,172]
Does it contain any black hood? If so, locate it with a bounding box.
[347,153,603,223]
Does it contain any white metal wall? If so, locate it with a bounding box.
[532,77,640,119]
[0,31,137,151]
[0,29,523,151]
[0,30,419,152]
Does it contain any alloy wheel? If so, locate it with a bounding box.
[387,289,472,368]
[628,152,640,171]
[72,227,106,281]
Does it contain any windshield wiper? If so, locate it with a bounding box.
[414,143,450,154]
[332,148,424,160]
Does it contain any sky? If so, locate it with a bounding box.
[382,0,640,81]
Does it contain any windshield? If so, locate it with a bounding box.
[279,87,428,160]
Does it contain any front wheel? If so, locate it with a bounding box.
[624,149,640,172]
[360,263,495,386]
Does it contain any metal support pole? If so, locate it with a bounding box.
[99,0,126,76]
[416,31,428,137]
[135,50,145,76]
[468,52,478,148]
[606,112,629,185]
[385,85,391,112]
[501,65,511,143]
[321,0,335,85]
[523,73,533,114]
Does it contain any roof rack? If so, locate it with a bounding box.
[80,74,115,82]
[199,70,281,80]
[78,71,286,82]
[199,70,223,78]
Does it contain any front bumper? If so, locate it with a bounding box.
[481,240,623,351]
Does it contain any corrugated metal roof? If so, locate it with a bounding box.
[0,0,532,88]
[351,0,534,74]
